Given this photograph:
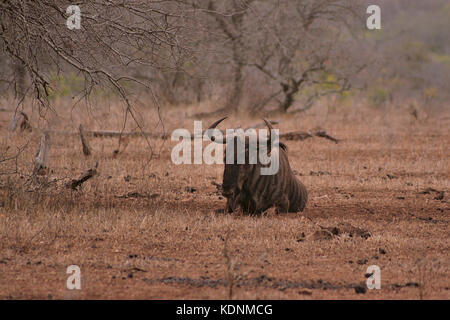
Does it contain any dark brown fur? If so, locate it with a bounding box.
[222,140,307,214]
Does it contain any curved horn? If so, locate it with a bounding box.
[208,116,228,130]
[207,117,232,144]
[262,118,273,148]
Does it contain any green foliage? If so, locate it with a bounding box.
[430,53,450,66]
[367,87,392,107]
[47,72,121,100]
[316,72,341,91]
[48,72,84,99]
[423,87,437,101]
[363,2,450,102]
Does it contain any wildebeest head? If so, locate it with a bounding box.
[207,117,276,199]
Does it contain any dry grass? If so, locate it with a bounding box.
[0,98,449,299]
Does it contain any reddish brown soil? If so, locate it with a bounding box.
[0,103,448,299]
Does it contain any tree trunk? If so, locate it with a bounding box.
[225,59,243,112]
[279,78,300,112]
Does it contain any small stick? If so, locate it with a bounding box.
[279,130,339,143]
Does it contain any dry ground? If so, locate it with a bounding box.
[0,98,449,299]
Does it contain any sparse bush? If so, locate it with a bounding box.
[367,87,392,107]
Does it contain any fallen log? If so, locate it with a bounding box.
[66,162,98,190]
[46,123,340,144]
[245,120,280,130]
[191,120,281,140]
[45,129,169,139]
[190,107,227,119]
[279,131,314,141]
[279,130,339,144]
[87,130,169,139]
[314,130,340,144]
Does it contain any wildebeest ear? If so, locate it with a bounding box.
[278,142,288,152]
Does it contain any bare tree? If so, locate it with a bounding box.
[0,1,192,131]
[188,0,365,114]
[245,0,365,113]
[1,0,446,117]
[204,0,255,113]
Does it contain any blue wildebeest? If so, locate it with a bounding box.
[207,117,307,214]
